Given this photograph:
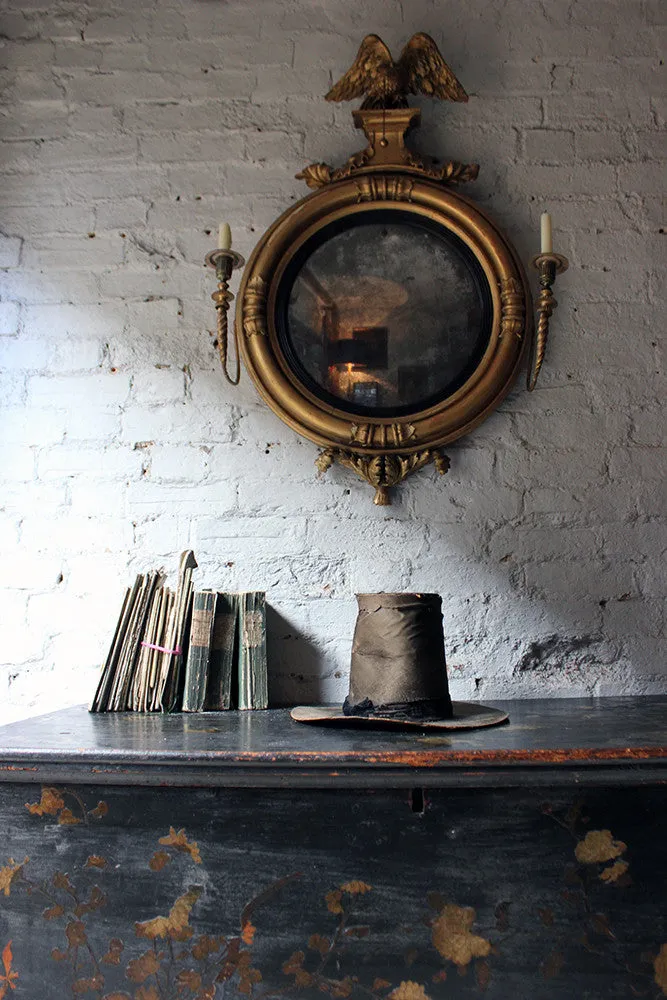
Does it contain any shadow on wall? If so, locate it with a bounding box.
[267,604,335,707]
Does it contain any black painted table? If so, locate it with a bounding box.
[0,698,666,999]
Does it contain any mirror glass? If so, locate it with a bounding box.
[276,210,493,418]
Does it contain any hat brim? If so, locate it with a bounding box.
[291,701,508,731]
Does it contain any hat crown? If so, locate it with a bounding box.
[344,592,452,721]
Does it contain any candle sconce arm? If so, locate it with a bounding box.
[527,252,569,392]
[205,249,246,385]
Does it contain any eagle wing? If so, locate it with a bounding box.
[399,33,468,102]
[325,34,394,102]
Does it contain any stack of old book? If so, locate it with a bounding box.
[90,550,268,713]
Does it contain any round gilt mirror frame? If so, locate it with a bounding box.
[236,106,533,505]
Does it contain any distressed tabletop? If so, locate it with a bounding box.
[0,696,666,787]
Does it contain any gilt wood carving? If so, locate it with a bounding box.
[236,33,532,503]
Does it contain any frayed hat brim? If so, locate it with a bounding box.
[290,701,508,731]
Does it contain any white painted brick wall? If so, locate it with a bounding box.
[0,0,665,724]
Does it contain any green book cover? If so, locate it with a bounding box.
[237,591,268,710]
[182,590,217,712]
[204,593,239,711]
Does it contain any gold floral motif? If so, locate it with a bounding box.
[599,859,629,883]
[158,827,202,864]
[242,275,268,338]
[0,858,28,897]
[574,829,627,864]
[25,787,64,817]
[135,886,202,941]
[0,941,18,999]
[340,880,372,895]
[25,786,108,826]
[654,943,667,995]
[431,904,491,968]
[389,982,431,1000]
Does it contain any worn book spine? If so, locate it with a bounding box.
[182,590,218,712]
[161,550,198,712]
[145,587,169,712]
[117,570,162,711]
[90,582,134,713]
[152,589,175,712]
[132,581,164,712]
[204,593,239,711]
[238,591,268,710]
[108,573,147,711]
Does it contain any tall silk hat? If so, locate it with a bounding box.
[291,593,508,730]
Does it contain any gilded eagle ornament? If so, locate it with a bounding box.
[325,32,468,110]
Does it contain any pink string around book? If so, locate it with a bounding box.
[140,642,182,655]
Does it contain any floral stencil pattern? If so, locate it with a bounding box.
[0,786,664,997]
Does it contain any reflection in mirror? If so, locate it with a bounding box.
[278,213,493,418]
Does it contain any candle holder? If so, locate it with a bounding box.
[205,248,246,385]
[527,251,569,391]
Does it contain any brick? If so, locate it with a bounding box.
[245,129,305,163]
[609,446,667,482]
[81,11,151,42]
[37,444,143,479]
[618,161,667,194]
[0,100,68,140]
[523,129,575,163]
[23,302,125,341]
[524,558,636,602]
[193,516,306,559]
[28,372,131,409]
[223,160,303,197]
[0,302,20,335]
[126,479,237,517]
[4,71,65,102]
[0,234,22,268]
[67,106,118,134]
[575,129,631,161]
[545,94,654,128]
[254,65,333,104]
[0,335,52,371]
[131,367,185,406]
[635,131,667,159]
[0,139,42,172]
[139,130,245,164]
[22,233,124,269]
[94,197,148,230]
[64,165,171,202]
[147,444,209,483]
[68,481,127,518]
[2,203,95,235]
[509,163,617,197]
[2,622,46,665]
[0,549,63,590]
[0,372,26,409]
[61,405,119,441]
[53,40,103,69]
[37,133,137,169]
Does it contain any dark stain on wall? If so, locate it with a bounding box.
[514,634,600,674]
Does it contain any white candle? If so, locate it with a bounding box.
[540,212,553,254]
[218,222,232,250]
